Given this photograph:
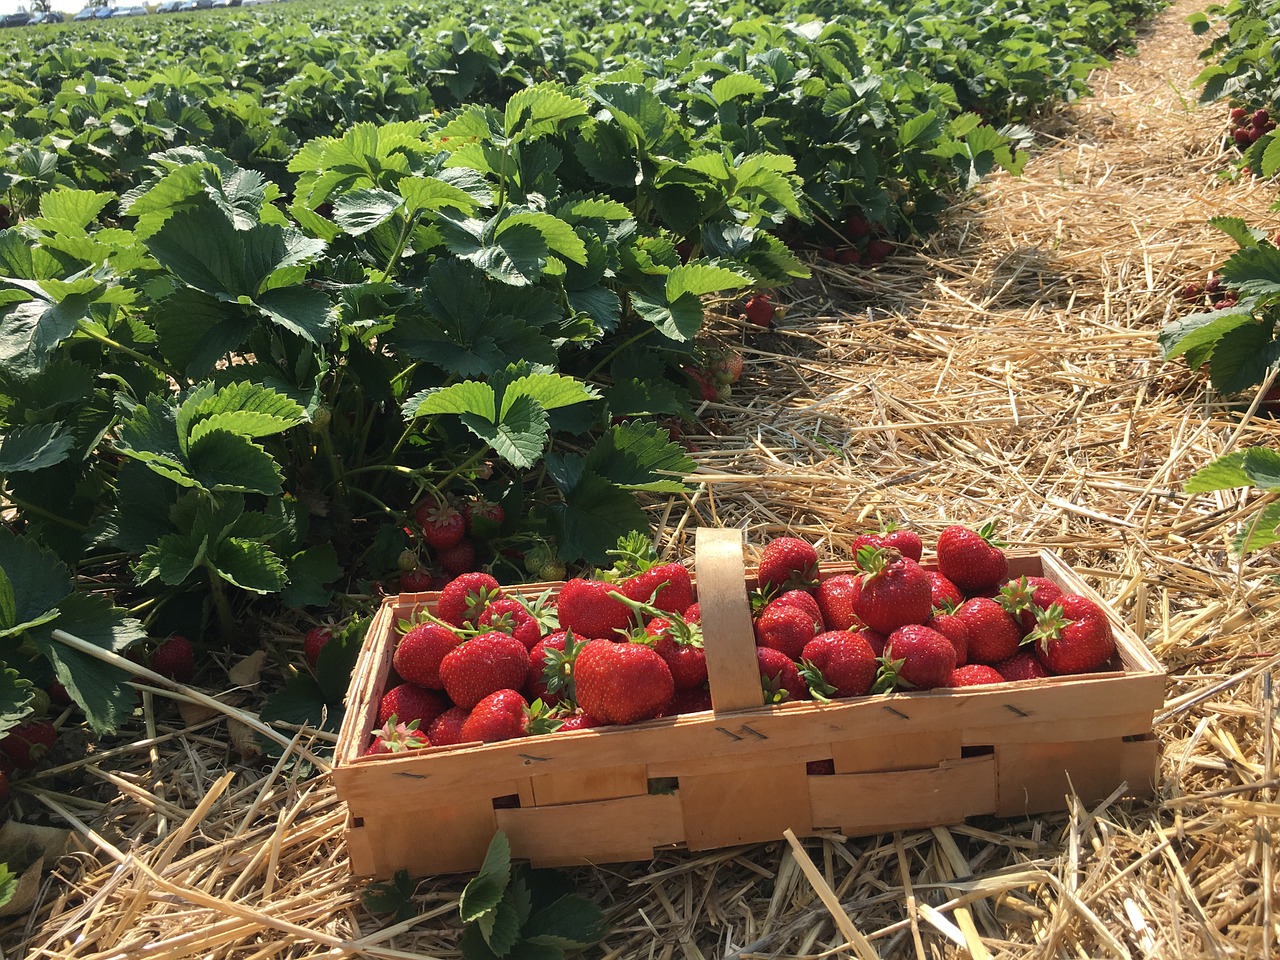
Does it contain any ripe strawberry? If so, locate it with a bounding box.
[0,720,56,769]
[837,248,861,265]
[683,602,701,623]
[882,528,923,562]
[398,569,435,593]
[850,532,886,556]
[414,499,465,550]
[478,596,544,650]
[437,538,477,576]
[556,578,633,639]
[303,626,333,669]
[1233,127,1253,146]
[394,622,463,689]
[365,717,430,756]
[623,562,694,616]
[879,625,956,691]
[669,685,713,715]
[845,213,872,239]
[687,367,721,402]
[800,631,877,699]
[556,711,606,732]
[955,597,1021,664]
[936,523,1009,594]
[925,571,964,610]
[757,647,808,703]
[463,498,504,537]
[438,632,531,709]
[770,589,824,629]
[1230,106,1247,122]
[995,651,1050,682]
[807,759,836,776]
[574,639,674,724]
[459,690,532,743]
[427,706,470,746]
[855,626,888,657]
[437,572,502,626]
[644,616,708,690]
[151,635,194,684]
[47,680,71,706]
[754,601,820,660]
[525,631,574,705]
[1253,109,1270,127]
[378,683,449,728]
[925,612,970,666]
[864,238,894,264]
[1181,282,1204,302]
[743,293,776,327]
[850,547,932,634]
[816,574,861,630]
[946,665,1005,687]
[756,537,819,593]
[1030,595,1115,675]
[999,576,1064,634]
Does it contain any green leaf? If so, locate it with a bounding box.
[584,422,694,492]
[333,188,403,236]
[898,110,944,147]
[1157,309,1254,362]
[1236,501,1280,554]
[38,188,113,231]
[280,545,342,609]
[211,539,288,594]
[504,83,590,142]
[1240,447,1280,490]
[1184,451,1251,493]
[30,591,145,735]
[0,528,74,631]
[400,176,486,216]
[403,380,496,420]
[258,671,341,756]
[523,894,607,949]
[0,665,33,740]
[712,73,767,103]
[1207,323,1280,394]
[188,430,285,495]
[0,861,16,913]
[502,372,598,415]
[0,294,91,378]
[1210,216,1267,248]
[1263,134,1280,178]
[0,423,75,473]
[632,290,705,342]
[480,898,524,957]
[499,213,588,266]
[1218,244,1280,297]
[362,870,418,923]
[462,393,550,469]
[153,288,255,377]
[440,215,549,287]
[550,471,649,564]
[184,381,307,442]
[0,568,14,633]
[256,286,334,345]
[665,263,753,302]
[136,532,208,587]
[460,832,512,924]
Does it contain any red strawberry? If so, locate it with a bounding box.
[0,720,56,769]
[743,293,776,327]
[459,690,532,743]
[850,532,886,556]
[556,712,605,732]
[1030,595,1115,675]
[365,717,430,756]
[845,213,871,239]
[1253,109,1270,127]
[623,562,694,616]
[525,631,569,705]
[770,589,824,629]
[644,616,708,690]
[925,571,964,611]
[757,647,808,704]
[478,596,544,650]
[855,626,888,657]
[683,602,701,623]
[438,632,530,709]
[994,651,1050,682]
[880,625,956,691]
[394,622,463,689]
[754,601,820,660]
[463,498,504,537]
[954,597,1021,664]
[800,631,877,699]
[574,639,674,724]
[427,706,470,746]
[303,626,333,668]
[925,612,970,666]
[378,683,449,728]
[437,538,477,576]
[816,574,861,630]
[807,759,836,776]
[48,681,71,706]
[437,572,502,626]
[946,665,1005,687]
[414,499,465,550]
[882,528,923,562]
[398,569,435,593]
[669,685,713,715]
[999,576,1064,634]
[756,537,819,593]
[864,238,894,264]
[1230,106,1247,122]
[556,578,633,639]
[850,547,932,634]
[151,635,194,683]
[936,524,1009,594]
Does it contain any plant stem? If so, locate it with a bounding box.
[584,325,654,381]
[2,496,86,531]
[205,564,238,644]
[78,323,181,382]
[376,212,419,283]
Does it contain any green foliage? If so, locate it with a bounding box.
[362,869,418,923]
[1184,448,1280,553]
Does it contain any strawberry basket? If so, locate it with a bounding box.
[332,528,1164,879]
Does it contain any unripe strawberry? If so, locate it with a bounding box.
[397,549,420,572]
[309,404,332,432]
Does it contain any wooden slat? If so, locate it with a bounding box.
[530,765,648,806]
[347,789,498,877]
[496,793,684,867]
[995,736,1159,817]
[678,765,812,850]
[696,527,765,713]
[831,729,962,773]
[808,755,997,833]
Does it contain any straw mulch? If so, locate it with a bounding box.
[6,1,1279,957]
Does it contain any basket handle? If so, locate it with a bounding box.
[695,527,765,713]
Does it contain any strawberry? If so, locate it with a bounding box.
[437,538,477,576]
[669,685,713,715]
[478,596,544,650]
[844,213,871,239]
[438,632,531,709]
[864,238,894,264]
[303,626,333,669]
[378,683,449,728]
[879,625,956,691]
[837,248,861,265]
[807,759,836,776]
[150,635,194,683]
[800,631,877,699]
[644,616,707,690]
[623,562,694,617]
[414,499,465,550]
[770,589,824,629]
[526,631,582,706]
[574,639,674,724]
[754,601,820,660]
[756,537,819,593]
[954,597,1021,664]
[994,651,1050,682]
[47,681,71,706]
[925,612,970,666]
[398,569,435,593]
[946,665,1005,687]
[757,647,808,704]
[683,602,701,622]
[1029,595,1115,675]
[1253,109,1270,127]
[925,571,964,611]
[394,622,463,689]
[849,532,886,556]
[881,528,923,562]
[365,716,430,756]
[709,348,744,385]
[427,706,470,746]
[556,711,606,732]
[1230,106,1247,122]
[459,690,533,743]
[463,498,504,538]
[998,575,1064,634]
[556,578,633,639]
[437,572,502,627]
[0,720,56,769]
[935,523,1009,594]
[816,574,861,630]
[855,626,888,657]
[850,547,932,635]
[742,293,776,327]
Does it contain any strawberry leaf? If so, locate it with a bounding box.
[460,831,513,925]
[1235,501,1280,555]
[523,893,607,949]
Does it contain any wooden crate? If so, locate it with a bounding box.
[333,528,1165,878]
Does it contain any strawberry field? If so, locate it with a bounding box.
[2,0,1280,955]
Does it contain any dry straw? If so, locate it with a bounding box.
[5,0,1279,955]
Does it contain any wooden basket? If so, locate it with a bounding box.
[333,528,1165,879]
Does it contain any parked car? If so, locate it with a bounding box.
[27,10,66,22]
[72,6,97,19]
[113,5,147,15]
[0,10,31,26]
[93,6,113,16]
[155,1,183,11]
